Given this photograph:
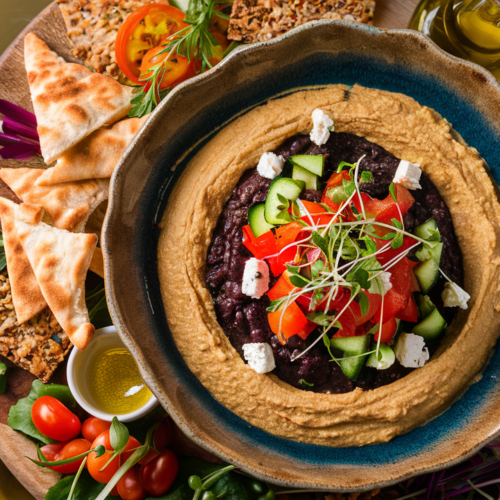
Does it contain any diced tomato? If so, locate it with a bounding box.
[294,320,317,341]
[268,301,308,340]
[373,235,419,266]
[331,306,357,337]
[364,184,414,219]
[396,293,419,323]
[373,257,414,324]
[242,225,277,259]
[325,170,352,188]
[349,291,383,326]
[373,317,398,343]
[267,271,295,301]
[410,269,420,293]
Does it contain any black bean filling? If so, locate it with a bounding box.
[205,132,463,394]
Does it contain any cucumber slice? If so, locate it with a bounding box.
[414,258,439,294]
[292,165,319,190]
[264,178,304,225]
[412,307,447,341]
[290,155,324,176]
[248,204,274,238]
[417,294,435,320]
[366,344,395,370]
[416,241,443,265]
[325,185,348,204]
[414,218,440,241]
[331,335,370,381]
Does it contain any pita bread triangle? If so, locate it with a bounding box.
[0,168,108,233]
[24,33,135,165]
[15,204,98,350]
[36,115,149,186]
[0,198,48,324]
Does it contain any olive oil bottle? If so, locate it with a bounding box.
[409,0,500,80]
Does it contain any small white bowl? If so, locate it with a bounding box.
[67,326,158,422]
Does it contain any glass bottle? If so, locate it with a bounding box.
[409,0,500,80]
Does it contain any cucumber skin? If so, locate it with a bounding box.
[290,155,324,176]
[412,307,447,341]
[414,218,439,241]
[331,335,370,381]
[292,165,319,190]
[264,178,304,225]
[414,258,439,294]
[248,204,274,238]
[366,344,395,370]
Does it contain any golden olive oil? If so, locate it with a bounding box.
[86,347,152,415]
[409,0,500,80]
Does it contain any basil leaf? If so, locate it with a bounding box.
[389,182,397,202]
[45,470,110,500]
[110,417,130,455]
[311,231,329,256]
[8,380,78,445]
[358,291,370,316]
[391,218,403,230]
[360,171,373,183]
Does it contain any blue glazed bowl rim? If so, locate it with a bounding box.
[103,20,500,491]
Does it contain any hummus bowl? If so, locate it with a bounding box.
[103,21,500,491]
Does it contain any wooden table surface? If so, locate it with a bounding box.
[0,0,421,499]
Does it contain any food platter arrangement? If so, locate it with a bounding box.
[2,0,500,499]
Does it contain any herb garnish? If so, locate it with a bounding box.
[129,0,230,117]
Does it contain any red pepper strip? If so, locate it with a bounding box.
[373,316,398,343]
[268,301,309,342]
[373,235,418,266]
[395,293,419,323]
[373,257,415,324]
[267,246,298,276]
[325,170,352,188]
[298,200,334,226]
[267,271,295,301]
[275,221,303,250]
[242,225,277,260]
[364,184,414,219]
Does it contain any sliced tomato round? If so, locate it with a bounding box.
[115,4,188,84]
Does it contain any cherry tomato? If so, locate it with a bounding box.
[88,431,121,484]
[115,4,188,83]
[139,417,173,465]
[139,450,179,496]
[120,436,142,464]
[139,45,196,89]
[40,439,91,474]
[82,417,112,443]
[117,465,148,500]
[31,396,81,441]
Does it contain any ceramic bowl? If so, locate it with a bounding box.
[102,21,500,491]
[67,326,158,422]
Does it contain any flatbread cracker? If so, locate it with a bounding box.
[24,33,135,164]
[228,0,375,43]
[0,198,47,324]
[15,208,98,350]
[0,168,109,233]
[36,115,149,186]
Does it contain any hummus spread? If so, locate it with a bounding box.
[158,85,500,446]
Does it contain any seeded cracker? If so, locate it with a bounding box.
[228,0,375,43]
[0,272,71,383]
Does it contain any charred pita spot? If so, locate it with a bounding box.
[28,71,38,85]
[66,104,89,123]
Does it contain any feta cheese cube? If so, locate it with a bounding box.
[368,271,393,296]
[242,258,270,299]
[243,343,276,373]
[310,109,334,146]
[442,281,470,310]
[395,333,430,368]
[393,160,422,190]
[257,152,284,179]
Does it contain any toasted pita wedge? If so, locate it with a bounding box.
[36,115,149,186]
[0,168,108,233]
[15,206,98,350]
[0,198,47,324]
[24,33,135,164]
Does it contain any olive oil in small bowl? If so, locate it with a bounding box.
[67,326,157,421]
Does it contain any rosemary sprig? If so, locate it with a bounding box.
[129,0,230,118]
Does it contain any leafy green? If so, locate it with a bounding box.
[311,231,329,256]
[360,171,373,183]
[347,268,370,289]
[86,285,113,329]
[336,161,355,173]
[357,291,370,316]
[45,470,110,500]
[389,182,397,202]
[0,232,6,271]
[8,380,77,444]
[286,265,309,288]
[101,417,130,470]
[300,379,314,387]
[307,312,333,326]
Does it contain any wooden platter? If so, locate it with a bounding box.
[0,1,420,498]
